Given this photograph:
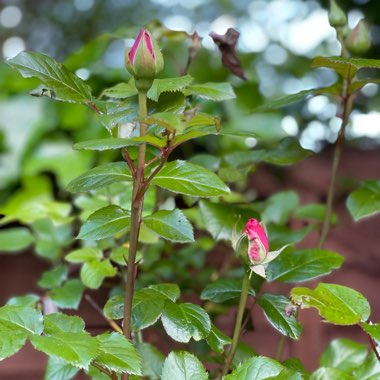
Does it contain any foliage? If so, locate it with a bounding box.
[1,3,380,380]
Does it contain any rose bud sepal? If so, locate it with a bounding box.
[249,245,288,279]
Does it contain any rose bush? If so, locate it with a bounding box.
[0,1,380,379]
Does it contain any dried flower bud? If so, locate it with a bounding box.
[346,19,371,55]
[328,0,347,28]
[125,28,164,90]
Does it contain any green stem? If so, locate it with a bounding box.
[337,28,349,58]
[91,362,115,379]
[122,91,148,380]
[318,90,353,248]
[222,272,251,377]
[318,25,354,248]
[275,335,286,361]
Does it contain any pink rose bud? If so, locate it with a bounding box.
[243,218,269,264]
[125,28,164,88]
[346,19,371,55]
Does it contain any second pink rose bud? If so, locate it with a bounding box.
[243,218,269,265]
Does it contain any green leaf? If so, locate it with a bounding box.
[295,204,337,223]
[0,176,48,224]
[361,322,380,345]
[190,154,220,171]
[252,88,321,112]
[199,201,256,241]
[218,167,247,183]
[152,91,186,113]
[0,327,28,360]
[109,246,128,265]
[38,264,69,289]
[65,247,103,263]
[312,56,380,79]
[281,358,309,378]
[101,79,137,99]
[78,205,130,240]
[152,160,230,197]
[291,283,371,325]
[6,294,40,307]
[67,162,132,192]
[73,138,140,151]
[95,101,137,133]
[0,305,43,359]
[94,332,142,375]
[184,112,221,130]
[226,138,313,166]
[161,351,208,380]
[268,224,312,250]
[346,180,380,221]
[206,325,231,354]
[50,279,85,309]
[137,343,165,380]
[262,191,299,224]
[224,356,285,380]
[135,284,181,330]
[201,278,255,303]
[80,259,117,289]
[349,78,380,94]
[0,227,34,252]
[131,135,166,148]
[353,352,380,380]
[144,209,194,243]
[148,283,181,302]
[310,367,355,380]
[131,289,166,331]
[103,284,180,329]
[44,357,79,380]
[184,82,235,101]
[320,338,367,373]
[0,305,43,335]
[7,51,92,103]
[143,112,184,133]
[266,368,303,380]
[257,294,301,339]
[31,218,72,260]
[232,342,258,367]
[44,313,85,334]
[161,301,211,343]
[263,138,313,165]
[30,331,99,370]
[103,295,124,320]
[147,75,194,101]
[174,130,212,146]
[266,248,344,282]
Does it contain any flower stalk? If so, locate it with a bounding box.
[123,90,148,342]
[222,271,251,376]
[122,28,165,380]
[317,89,353,248]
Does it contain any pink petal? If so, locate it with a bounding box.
[144,30,155,60]
[248,240,261,262]
[243,218,269,253]
[128,28,145,64]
